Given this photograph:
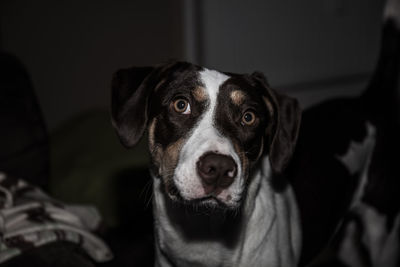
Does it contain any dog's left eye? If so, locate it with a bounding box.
[242,110,256,126]
[172,98,191,114]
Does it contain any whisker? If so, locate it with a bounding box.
[140,180,154,209]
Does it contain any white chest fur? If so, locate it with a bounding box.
[152,158,301,267]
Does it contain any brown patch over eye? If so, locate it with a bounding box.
[230,90,246,106]
[193,86,207,102]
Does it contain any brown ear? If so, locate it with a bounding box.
[251,72,302,174]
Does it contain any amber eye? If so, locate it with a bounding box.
[173,98,191,114]
[242,111,256,125]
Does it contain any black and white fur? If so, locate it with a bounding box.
[110,2,400,266]
[289,1,400,266]
[111,63,302,266]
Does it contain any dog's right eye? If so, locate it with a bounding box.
[241,110,257,126]
[172,98,191,114]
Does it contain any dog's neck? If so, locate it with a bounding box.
[152,156,301,267]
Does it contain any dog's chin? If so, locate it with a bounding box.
[186,196,233,210]
[165,189,241,212]
[158,176,242,211]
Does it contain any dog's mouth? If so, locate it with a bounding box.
[162,180,242,211]
[186,196,231,209]
[177,195,239,213]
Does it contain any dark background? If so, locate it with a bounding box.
[0,1,394,266]
[0,0,384,131]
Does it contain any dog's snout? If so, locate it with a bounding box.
[196,152,237,189]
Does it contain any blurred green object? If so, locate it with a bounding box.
[49,109,150,227]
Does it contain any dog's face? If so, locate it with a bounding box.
[111,61,301,209]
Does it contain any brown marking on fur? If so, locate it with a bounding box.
[233,142,250,180]
[255,136,265,163]
[193,86,208,102]
[148,118,157,151]
[154,78,167,93]
[230,90,246,106]
[263,96,274,116]
[262,96,278,146]
[161,138,185,176]
[150,137,186,196]
[148,118,167,179]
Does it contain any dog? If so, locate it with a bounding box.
[110,5,400,267]
[111,62,303,266]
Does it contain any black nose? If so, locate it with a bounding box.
[196,152,237,189]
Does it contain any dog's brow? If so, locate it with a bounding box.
[193,87,208,102]
[230,90,246,106]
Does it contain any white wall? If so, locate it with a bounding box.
[194,0,384,106]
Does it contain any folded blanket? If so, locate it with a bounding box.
[0,172,112,263]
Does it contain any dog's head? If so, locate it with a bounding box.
[111,61,301,209]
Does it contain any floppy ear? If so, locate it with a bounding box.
[111,66,155,147]
[251,72,302,175]
[269,92,302,174]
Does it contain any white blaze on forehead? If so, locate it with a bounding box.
[199,68,229,111]
[173,68,244,204]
